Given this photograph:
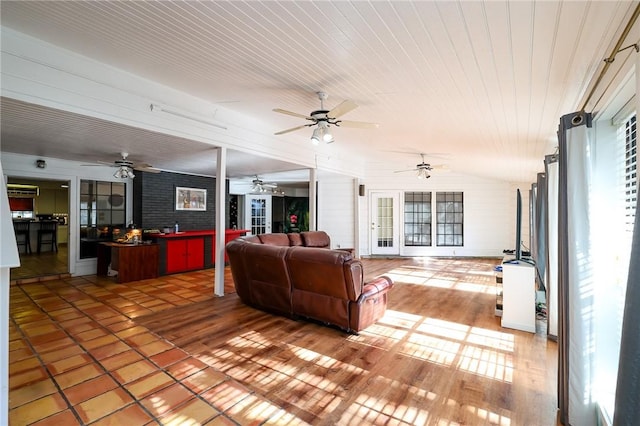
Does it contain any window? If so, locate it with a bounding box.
[436,192,463,246]
[79,180,126,258]
[596,112,637,422]
[625,114,637,232]
[404,192,432,246]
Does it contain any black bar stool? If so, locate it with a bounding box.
[37,220,58,254]
[13,220,32,254]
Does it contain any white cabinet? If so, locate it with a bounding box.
[501,261,536,333]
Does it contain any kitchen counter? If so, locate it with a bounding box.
[149,229,248,274]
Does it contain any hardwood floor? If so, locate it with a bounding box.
[9,257,558,425]
[135,257,559,425]
[10,243,68,281]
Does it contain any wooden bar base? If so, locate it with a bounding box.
[97,242,159,283]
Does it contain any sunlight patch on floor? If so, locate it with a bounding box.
[385,265,498,294]
[373,310,515,383]
[340,376,433,425]
[401,332,461,365]
[457,345,514,382]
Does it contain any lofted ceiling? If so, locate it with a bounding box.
[1,1,638,183]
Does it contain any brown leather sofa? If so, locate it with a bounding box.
[226,231,393,333]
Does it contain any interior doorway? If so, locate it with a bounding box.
[244,194,272,235]
[370,191,400,256]
[8,177,69,280]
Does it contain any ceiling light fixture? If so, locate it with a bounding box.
[113,165,135,179]
[417,167,431,179]
[310,121,334,145]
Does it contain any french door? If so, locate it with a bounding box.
[370,192,400,255]
[245,195,272,235]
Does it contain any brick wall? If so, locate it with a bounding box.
[133,171,229,231]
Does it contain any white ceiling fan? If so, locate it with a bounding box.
[84,152,160,178]
[251,175,282,194]
[394,154,448,179]
[273,92,378,144]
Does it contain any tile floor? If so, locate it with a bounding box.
[8,269,253,425]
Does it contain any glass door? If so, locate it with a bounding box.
[370,192,400,255]
[245,194,272,235]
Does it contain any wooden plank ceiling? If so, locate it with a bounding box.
[0,1,637,182]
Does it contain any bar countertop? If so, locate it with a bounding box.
[149,229,248,238]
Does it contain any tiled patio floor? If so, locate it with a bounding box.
[8,269,254,425]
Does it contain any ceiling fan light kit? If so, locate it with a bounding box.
[273,91,377,145]
[310,121,333,145]
[251,175,283,194]
[416,168,431,179]
[114,165,135,179]
[84,152,160,178]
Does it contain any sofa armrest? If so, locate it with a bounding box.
[359,276,393,301]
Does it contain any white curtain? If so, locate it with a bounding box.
[545,156,559,339]
[557,111,596,426]
[533,173,546,292]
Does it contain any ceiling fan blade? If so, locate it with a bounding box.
[134,164,161,173]
[328,100,358,118]
[394,168,419,173]
[274,124,310,135]
[430,164,450,171]
[272,108,311,120]
[338,120,379,129]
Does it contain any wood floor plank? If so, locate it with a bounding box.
[134,257,559,425]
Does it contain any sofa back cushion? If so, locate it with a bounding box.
[242,235,261,244]
[227,239,292,316]
[300,231,330,248]
[287,233,303,246]
[258,233,290,246]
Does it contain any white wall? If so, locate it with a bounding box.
[317,175,357,250]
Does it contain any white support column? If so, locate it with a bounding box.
[1,268,9,426]
[214,147,227,297]
[1,168,20,426]
[309,168,317,231]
